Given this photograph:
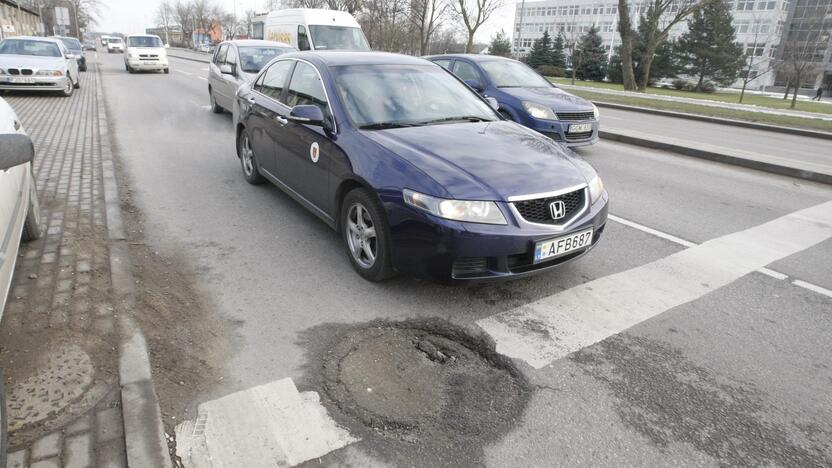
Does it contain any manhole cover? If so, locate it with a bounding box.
[322,322,529,441]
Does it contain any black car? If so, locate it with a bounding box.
[54,36,86,72]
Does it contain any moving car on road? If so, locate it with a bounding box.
[54,36,87,72]
[124,34,169,74]
[427,54,600,147]
[233,52,608,283]
[262,9,369,51]
[106,37,124,53]
[0,37,81,97]
[83,40,96,51]
[208,39,295,113]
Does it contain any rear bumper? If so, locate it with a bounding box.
[386,191,609,284]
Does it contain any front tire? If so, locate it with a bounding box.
[164,68,170,74]
[210,88,223,114]
[73,76,80,89]
[21,178,41,242]
[341,188,395,282]
[237,129,264,185]
[60,76,74,97]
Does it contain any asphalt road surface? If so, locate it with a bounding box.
[97,51,832,467]
[600,106,832,170]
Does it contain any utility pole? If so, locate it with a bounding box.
[71,1,82,40]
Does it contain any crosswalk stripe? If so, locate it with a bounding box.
[478,200,832,369]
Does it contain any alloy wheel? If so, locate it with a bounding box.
[241,134,255,176]
[346,203,377,269]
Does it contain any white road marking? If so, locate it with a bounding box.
[176,70,193,76]
[479,200,832,369]
[198,76,208,81]
[175,378,357,467]
[792,280,832,299]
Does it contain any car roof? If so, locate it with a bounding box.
[127,34,160,38]
[425,53,516,64]
[282,51,431,67]
[5,36,63,45]
[222,39,293,48]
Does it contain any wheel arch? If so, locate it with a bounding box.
[333,176,377,233]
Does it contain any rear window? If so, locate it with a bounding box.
[127,36,162,48]
[0,39,62,57]
[238,46,294,73]
[59,37,82,51]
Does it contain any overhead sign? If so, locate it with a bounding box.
[1,25,15,33]
[55,7,70,26]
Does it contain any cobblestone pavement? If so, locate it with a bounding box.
[1,60,127,467]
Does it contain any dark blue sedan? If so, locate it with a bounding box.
[426,54,600,147]
[233,52,608,283]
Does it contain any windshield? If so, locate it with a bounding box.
[333,64,497,128]
[480,60,553,88]
[309,25,369,50]
[109,38,123,44]
[59,37,82,51]
[0,39,62,57]
[239,46,293,73]
[128,36,162,48]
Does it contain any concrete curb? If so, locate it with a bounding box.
[94,62,174,468]
[594,101,832,140]
[600,129,832,185]
[168,52,211,64]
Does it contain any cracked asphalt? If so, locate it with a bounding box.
[97,50,832,467]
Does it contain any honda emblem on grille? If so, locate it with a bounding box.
[550,200,566,220]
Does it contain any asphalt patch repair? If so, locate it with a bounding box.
[306,318,530,466]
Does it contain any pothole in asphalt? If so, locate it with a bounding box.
[320,320,530,445]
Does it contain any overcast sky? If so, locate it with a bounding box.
[95,0,516,43]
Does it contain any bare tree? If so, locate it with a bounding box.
[737,15,779,103]
[636,0,701,91]
[174,0,195,47]
[780,2,831,108]
[411,0,448,55]
[617,0,637,90]
[243,9,258,38]
[451,0,502,53]
[221,13,240,40]
[156,0,175,45]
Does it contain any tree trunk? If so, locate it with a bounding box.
[790,73,800,109]
[617,0,636,91]
[637,44,656,91]
[465,31,474,53]
[739,80,747,103]
[695,73,705,92]
[783,80,791,99]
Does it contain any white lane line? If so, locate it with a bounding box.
[175,378,357,467]
[198,76,208,81]
[478,200,832,369]
[175,70,193,76]
[792,280,832,299]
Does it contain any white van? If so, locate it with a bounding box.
[124,34,169,74]
[262,9,369,51]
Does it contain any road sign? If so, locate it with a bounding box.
[55,7,70,26]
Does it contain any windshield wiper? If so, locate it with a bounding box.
[359,122,421,130]
[419,116,492,125]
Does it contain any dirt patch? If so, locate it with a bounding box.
[300,318,530,467]
[111,138,238,441]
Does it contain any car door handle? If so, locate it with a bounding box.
[276,115,288,125]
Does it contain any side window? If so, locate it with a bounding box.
[298,25,310,51]
[255,60,294,103]
[286,62,327,113]
[213,44,227,65]
[433,59,452,70]
[453,61,481,83]
[225,45,238,66]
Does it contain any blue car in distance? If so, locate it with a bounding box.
[426,54,600,147]
[233,52,608,283]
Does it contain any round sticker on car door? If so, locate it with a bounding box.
[310,142,320,163]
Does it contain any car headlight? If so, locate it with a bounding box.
[36,70,64,76]
[592,103,600,119]
[588,175,604,204]
[522,101,557,121]
[403,189,507,225]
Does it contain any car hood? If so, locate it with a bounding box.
[501,86,593,111]
[361,121,588,201]
[0,54,66,70]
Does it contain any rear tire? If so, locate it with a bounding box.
[341,188,395,282]
[21,178,41,242]
[237,129,265,185]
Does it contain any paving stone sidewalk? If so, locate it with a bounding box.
[1,62,127,467]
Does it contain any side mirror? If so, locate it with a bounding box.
[485,96,500,111]
[220,63,236,75]
[0,134,35,171]
[465,79,484,92]
[288,105,324,125]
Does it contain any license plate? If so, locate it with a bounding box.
[12,77,36,84]
[568,123,592,133]
[533,228,594,264]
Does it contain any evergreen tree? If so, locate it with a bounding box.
[526,30,554,70]
[575,26,607,81]
[489,30,512,57]
[675,0,745,90]
[551,34,566,68]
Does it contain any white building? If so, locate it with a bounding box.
[512,0,793,89]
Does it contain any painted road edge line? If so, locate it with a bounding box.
[479,201,832,369]
[792,280,832,299]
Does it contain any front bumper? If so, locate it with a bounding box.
[386,191,609,284]
[126,58,169,70]
[0,75,70,92]
[525,118,600,147]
